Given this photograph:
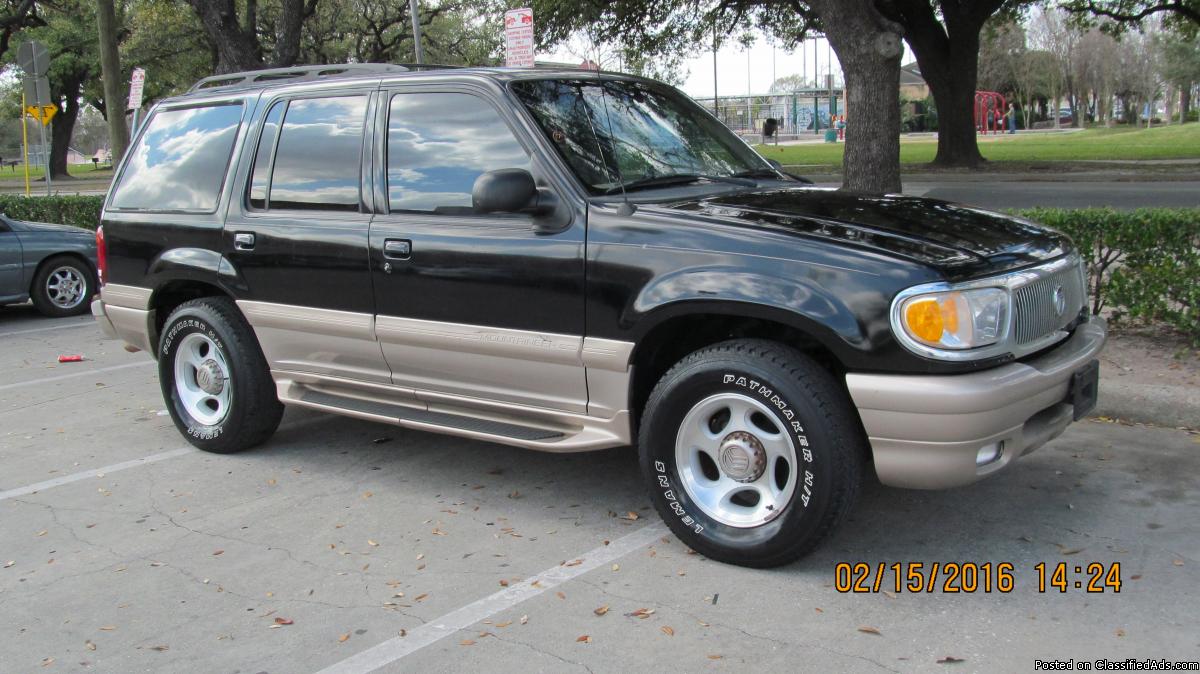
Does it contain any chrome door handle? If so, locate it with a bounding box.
[383,239,411,259]
[234,232,255,251]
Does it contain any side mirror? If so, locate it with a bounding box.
[472,168,538,214]
[766,159,783,169]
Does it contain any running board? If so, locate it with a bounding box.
[298,390,565,442]
[272,370,631,452]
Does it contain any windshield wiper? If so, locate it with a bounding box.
[602,173,756,195]
[731,168,814,184]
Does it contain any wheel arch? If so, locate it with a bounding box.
[28,251,97,296]
[149,279,236,347]
[627,301,851,435]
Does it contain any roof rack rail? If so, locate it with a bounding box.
[188,63,411,92]
[390,63,465,71]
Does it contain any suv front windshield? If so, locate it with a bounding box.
[511,78,773,195]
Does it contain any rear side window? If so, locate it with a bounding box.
[261,96,368,211]
[110,103,244,212]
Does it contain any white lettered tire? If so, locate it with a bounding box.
[159,297,283,453]
[638,339,864,567]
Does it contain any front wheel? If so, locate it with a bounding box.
[638,339,865,568]
[159,297,283,453]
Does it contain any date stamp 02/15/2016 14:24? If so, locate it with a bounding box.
[834,561,1123,594]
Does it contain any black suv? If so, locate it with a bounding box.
[93,64,1105,567]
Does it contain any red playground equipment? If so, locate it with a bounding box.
[974,91,1007,134]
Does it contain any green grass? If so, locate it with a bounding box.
[0,163,111,183]
[756,124,1200,169]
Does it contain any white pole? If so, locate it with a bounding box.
[409,0,424,64]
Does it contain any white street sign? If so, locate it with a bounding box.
[128,67,146,111]
[504,8,534,68]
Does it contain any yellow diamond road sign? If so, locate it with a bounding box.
[25,104,56,126]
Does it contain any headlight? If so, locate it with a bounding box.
[897,288,1008,350]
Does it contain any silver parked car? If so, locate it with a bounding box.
[0,214,98,317]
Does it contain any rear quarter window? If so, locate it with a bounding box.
[109,103,244,212]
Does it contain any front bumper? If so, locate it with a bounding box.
[846,317,1107,489]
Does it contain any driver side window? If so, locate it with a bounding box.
[386,92,531,215]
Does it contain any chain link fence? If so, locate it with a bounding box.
[693,89,845,142]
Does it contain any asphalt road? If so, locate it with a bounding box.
[2,306,1199,673]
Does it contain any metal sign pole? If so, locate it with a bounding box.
[37,116,51,196]
[20,92,30,196]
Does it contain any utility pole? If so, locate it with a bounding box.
[95,0,129,163]
[712,23,719,117]
[409,0,424,64]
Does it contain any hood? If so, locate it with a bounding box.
[659,187,1072,278]
[12,219,94,236]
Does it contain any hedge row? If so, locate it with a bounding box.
[1017,208,1199,343]
[3,196,1194,341]
[0,194,103,230]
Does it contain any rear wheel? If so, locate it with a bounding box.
[638,339,864,567]
[31,256,94,317]
[159,297,283,453]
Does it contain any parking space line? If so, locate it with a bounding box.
[0,360,154,392]
[316,522,669,674]
[0,415,334,502]
[0,321,96,337]
[0,447,193,502]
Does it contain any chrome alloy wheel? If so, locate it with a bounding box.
[45,265,87,309]
[173,332,232,426]
[674,393,799,528]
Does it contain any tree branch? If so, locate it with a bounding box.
[1063,0,1200,25]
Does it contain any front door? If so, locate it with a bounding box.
[223,91,389,383]
[368,87,587,413]
[0,219,22,300]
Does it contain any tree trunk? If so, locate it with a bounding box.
[1182,86,1191,124]
[909,34,984,166]
[886,0,1003,168]
[49,75,83,181]
[809,0,903,194]
[95,0,130,164]
[185,0,263,73]
[272,0,307,67]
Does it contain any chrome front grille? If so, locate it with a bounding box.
[1011,258,1086,345]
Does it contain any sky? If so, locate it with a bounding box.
[546,30,919,99]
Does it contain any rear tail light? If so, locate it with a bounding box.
[96,225,107,286]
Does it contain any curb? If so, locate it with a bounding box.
[1093,379,1199,430]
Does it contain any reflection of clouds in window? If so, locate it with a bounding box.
[269,96,367,211]
[387,93,530,213]
[112,104,243,211]
[248,102,284,208]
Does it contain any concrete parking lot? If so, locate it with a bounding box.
[2,306,1198,673]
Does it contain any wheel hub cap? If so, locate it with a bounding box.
[674,392,799,528]
[195,359,226,395]
[719,431,767,482]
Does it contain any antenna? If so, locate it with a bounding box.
[593,73,636,216]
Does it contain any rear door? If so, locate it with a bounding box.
[368,86,588,413]
[223,89,390,383]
